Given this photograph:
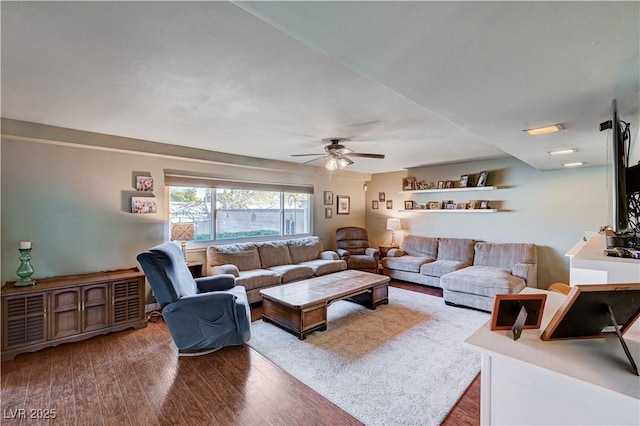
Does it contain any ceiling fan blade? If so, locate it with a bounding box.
[290,153,324,157]
[349,153,385,159]
[302,155,328,164]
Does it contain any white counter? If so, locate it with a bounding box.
[568,234,640,285]
[465,287,640,425]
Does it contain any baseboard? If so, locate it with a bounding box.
[145,303,160,313]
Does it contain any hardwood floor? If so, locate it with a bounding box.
[1,281,479,425]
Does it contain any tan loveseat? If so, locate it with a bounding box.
[206,236,346,303]
[382,234,537,312]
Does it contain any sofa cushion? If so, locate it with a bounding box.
[401,235,438,258]
[440,266,526,297]
[267,264,313,283]
[236,269,281,291]
[382,255,434,273]
[420,260,469,278]
[207,243,261,271]
[473,242,537,268]
[297,259,347,276]
[288,237,323,264]
[437,238,475,265]
[258,240,293,268]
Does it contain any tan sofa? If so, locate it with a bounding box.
[382,234,537,312]
[206,236,346,303]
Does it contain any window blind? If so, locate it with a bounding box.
[164,171,314,194]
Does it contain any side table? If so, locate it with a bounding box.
[378,245,399,258]
[187,262,203,278]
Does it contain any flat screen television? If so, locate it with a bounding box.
[610,99,628,233]
[602,99,635,241]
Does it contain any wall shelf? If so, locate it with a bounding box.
[399,186,497,195]
[398,209,498,213]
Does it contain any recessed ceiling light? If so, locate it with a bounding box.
[549,149,576,156]
[563,162,584,167]
[524,124,564,135]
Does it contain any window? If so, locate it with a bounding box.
[169,186,312,242]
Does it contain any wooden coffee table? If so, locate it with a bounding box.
[260,269,390,340]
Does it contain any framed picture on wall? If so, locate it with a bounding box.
[337,195,350,215]
[372,200,379,209]
[379,192,386,202]
[131,197,157,214]
[386,200,393,209]
[136,176,154,192]
[325,207,332,219]
[324,191,333,205]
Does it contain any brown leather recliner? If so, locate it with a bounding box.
[335,227,379,273]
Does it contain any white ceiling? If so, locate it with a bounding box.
[1,1,638,173]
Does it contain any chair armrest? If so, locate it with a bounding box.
[387,248,405,257]
[195,274,236,293]
[320,250,340,260]
[210,264,240,277]
[336,248,350,259]
[512,263,537,287]
[364,247,380,260]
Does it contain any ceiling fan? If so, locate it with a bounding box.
[290,138,385,170]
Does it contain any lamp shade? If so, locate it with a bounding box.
[171,223,195,241]
[386,218,401,232]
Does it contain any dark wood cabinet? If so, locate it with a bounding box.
[2,268,146,361]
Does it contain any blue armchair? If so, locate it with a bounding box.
[137,242,251,356]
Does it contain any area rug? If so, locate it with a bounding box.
[248,287,490,426]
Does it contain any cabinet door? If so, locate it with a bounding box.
[2,293,47,350]
[49,288,81,339]
[82,284,110,332]
[112,279,144,325]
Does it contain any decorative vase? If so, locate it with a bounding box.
[15,248,36,286]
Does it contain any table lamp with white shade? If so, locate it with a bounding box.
[171,223,195,263]
[386,218,401,246]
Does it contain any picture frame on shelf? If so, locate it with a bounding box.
[480,200,490,209]
[459,174,469,188]
[136,176,154,192]
[468,200,478,209]
[445,203,456,210]
[477,171,488,187]
[379,192,386,202]
[372,200,379,209]
[131,197,157,214]
[428,201,441,209]
[404,200,414,210]
[325,207,332,219]
[437,181,445,189]
[402,177,416,190]
[323,191,333,205]
[386,200,393,209]
[491,294,547,332]
[337,195,350,215]
[456,202,467,210]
